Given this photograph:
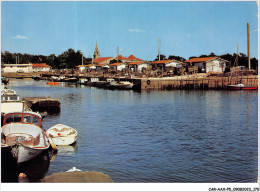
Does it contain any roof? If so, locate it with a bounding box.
[116,55,128,60]
[185,57,217,63]
[86,64,95,67]
[110,62,125,66]
[128,62,144,65]
[96,64,108,67]
[32,63,50,68]
[93,57,113,64]
[76,65,86,68]
[150,60,176,64]
[127,55,142,61]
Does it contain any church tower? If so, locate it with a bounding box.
[93,41,100,59]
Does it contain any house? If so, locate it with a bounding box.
[128,62,150,72]
[150,59,183,72]
[32,63,51,72]
[110,63,127,71]
[85,64,96,71]
[93,57,114,65]
[96,64,110,71]
[184,57,227,73]
[76,65,87,72]
[2,64,33,73]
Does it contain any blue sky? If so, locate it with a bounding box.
[1,1,258,60]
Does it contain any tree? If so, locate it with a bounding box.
[168,55,186,62]
[155,54,166,61]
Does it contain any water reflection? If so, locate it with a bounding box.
[1,149,53,183]
[56,143,78,157]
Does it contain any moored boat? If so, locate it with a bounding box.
[227,84,258,90]
[47,123,78,146]
[1,111,50,163]
[47,81,59,85]
[112,81,134,89]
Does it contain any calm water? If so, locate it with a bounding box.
[1,79,258,183]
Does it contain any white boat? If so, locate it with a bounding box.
[1,87,27,115]
[1,111,50,163]
[46,123,78,146]
[114,81,134,89]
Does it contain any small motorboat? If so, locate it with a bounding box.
[114,81,134,89]
[47,82,59,85]
[227,84,258,90]
[1,111,50,163]
[47,123,78,146]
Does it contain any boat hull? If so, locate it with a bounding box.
[51,136,77,146]
[10,144,49,163]
[47,123,78,146]
[227,85,258,90]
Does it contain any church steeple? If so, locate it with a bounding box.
[93,41,100,59]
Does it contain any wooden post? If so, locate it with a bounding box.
[158,38,161,61]
[247,23,251,70]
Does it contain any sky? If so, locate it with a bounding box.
[1,1,258,61]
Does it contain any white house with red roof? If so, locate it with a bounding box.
[76,65,87,72]
[32,63,51,72]
[150,59,183,72]
[128,61,150,72]
[2,64,33,73]
[185,57,227,73]
[110,62,127,71]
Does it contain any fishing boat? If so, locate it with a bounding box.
[227,83,258,90]
[46,123,78,146]
[1,111,50,163]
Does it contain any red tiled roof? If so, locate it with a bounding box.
[32,63,50,68]
[96,64,108,67]
[150,60,175,64]
[76,65,86,68]
[116,55,128,60]
[128,62,144,65]
[185,57,217,63]
[110,63,124,66]
[93,57,113,64]
[86,64,95,67]
[127,55,142,61]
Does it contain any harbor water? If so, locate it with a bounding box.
[2,79,258,182]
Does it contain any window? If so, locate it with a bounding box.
[23,115,40,125]
[5,114,22,124]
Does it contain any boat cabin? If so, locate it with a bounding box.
[2,112,42,127]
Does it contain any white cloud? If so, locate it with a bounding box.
[128,28,145,33]
[11,35,29,40]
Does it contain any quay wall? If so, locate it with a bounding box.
[140,76,258,90]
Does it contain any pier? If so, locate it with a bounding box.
[23,97,61,113]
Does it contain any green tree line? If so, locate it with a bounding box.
[1,49,258,70]
[1,49,92,69]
